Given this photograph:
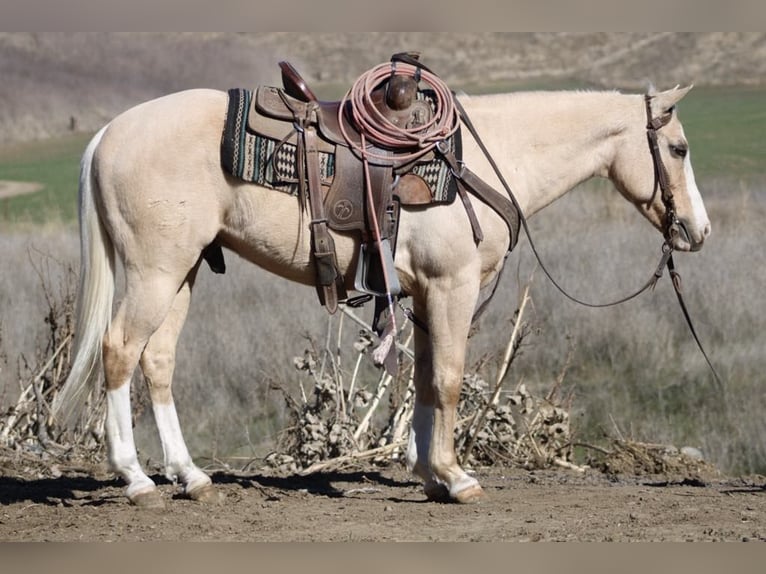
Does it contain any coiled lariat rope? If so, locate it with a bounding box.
[337,61,461,365]
[338,61,460,162]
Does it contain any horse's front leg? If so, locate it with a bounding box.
[405,322,440,496]
[406,279,484,503]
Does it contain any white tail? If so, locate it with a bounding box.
[52,125,115,427]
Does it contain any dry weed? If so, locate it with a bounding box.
[263,287,582,475]
[0,252,104,467]
[595,438,721,482]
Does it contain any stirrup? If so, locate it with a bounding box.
[354,239,401,297]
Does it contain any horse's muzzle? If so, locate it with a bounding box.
[669,218,707,252]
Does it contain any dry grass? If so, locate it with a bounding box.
[0,255,579,478]
[1,177,764,475]
[0,247,105,462]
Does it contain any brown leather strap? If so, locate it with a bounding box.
[644,94,677,235]
[438,148,483,244]
[458,168,520,251]
[455,180,484,244]
[666,254,725,394]
[439,147,519,250]
[304,126,346,312]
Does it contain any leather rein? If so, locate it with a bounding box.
[452,91,724,391]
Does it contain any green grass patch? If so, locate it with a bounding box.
[453,82,766,183]
[0,133,92,226]
[675,85,766,181]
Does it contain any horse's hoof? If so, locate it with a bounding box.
[423,481,450,502]
[130,489,165,509]
[187,483,222,504]
[453,483,485,504]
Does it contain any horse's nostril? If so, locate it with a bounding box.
[703,223,712,238]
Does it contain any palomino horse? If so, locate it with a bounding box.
[53,84,710,507]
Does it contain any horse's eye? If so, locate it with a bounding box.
[670,144,688,158]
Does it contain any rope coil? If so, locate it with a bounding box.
[338,62,460,163]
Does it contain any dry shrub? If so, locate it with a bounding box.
[264,289,579,475]
[456,376,573,469]
[0,252,105,470]
[595,439,721,482]
[265,340,373,473]
[265,329,394,474]
[266,352,576,475]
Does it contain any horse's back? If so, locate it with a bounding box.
[100,88,227,157]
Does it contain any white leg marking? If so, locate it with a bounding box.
[153,402,211,493]
[406,403,434,478]
[106,385,156,498]
[406,403,479,499]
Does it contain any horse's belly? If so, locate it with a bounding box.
[219,184,360,287]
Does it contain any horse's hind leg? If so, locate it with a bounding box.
[139,267,219,504]
[102,270,192,508]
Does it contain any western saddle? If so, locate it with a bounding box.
[214,53,521,334]
[245,53,450,313]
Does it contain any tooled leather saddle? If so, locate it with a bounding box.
[216,53,521,318]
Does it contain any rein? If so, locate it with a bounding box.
[643,95,724,391]
[453,92,724,390]
[454,95,669,308]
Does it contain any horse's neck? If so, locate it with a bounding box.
[459,90,640,216]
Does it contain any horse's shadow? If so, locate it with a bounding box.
[212,469,421,500]
[0,474,123,506]
[0,468,422,506]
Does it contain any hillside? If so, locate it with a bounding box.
[1,32,765,143]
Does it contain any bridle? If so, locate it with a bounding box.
[643,94,724,391]
[644,94,686,247]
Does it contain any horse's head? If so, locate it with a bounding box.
[612,86,711,252]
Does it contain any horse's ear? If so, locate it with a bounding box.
[653,85,693,114]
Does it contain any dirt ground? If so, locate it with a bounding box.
[1,455,765,542]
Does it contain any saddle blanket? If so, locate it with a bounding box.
[220,88,458,204]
